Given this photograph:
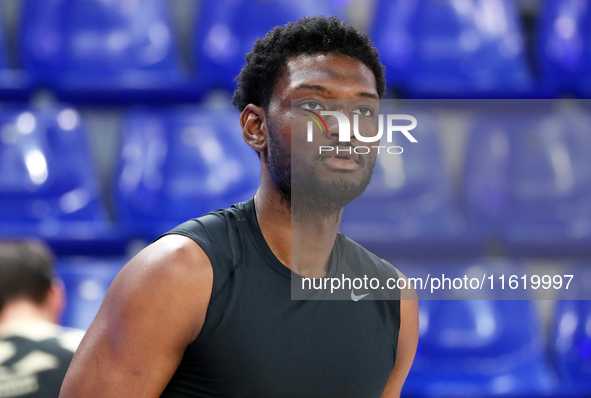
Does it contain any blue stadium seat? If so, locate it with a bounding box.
[552,265,591,396]
[370,0,533,97]
[464,106,591,257]
[194,0,348,95]
[0,106,125,255]
[56,257,125,330]
[399,261,555,397]
[538,0,590,96]
[116,106,260,241]
[340,109,484,258]
[20,0,186,102]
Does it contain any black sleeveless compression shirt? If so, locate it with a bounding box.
[159,197,400,398]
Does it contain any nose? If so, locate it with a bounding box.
[323,110,357,143]
[328,128,357,142]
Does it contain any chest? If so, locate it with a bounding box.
[181,267,399,397]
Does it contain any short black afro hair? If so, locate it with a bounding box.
[232,16,386,111]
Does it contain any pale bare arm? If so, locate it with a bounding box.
[381,270,419,398]
[59,235,213,398]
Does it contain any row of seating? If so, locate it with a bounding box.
[53,256,591,397]
[402,260,591,396]
[2,104,591,257]
[342,101,591,259]
[405,297,591,397]
[0,0,590,100]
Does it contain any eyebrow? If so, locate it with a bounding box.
[293,84,331,94]
[292,83,379,99]
[356,92,380,99]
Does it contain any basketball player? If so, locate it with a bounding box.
[60,16,418,397]
[0,241,84,398]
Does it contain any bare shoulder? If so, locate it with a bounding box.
[381,267,419,397]
[59,234,213,398]
[394,268,418,302]
[104,234,214,343]
[128,234,212,275]
[120,234,213,293]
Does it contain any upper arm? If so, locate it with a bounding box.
[59,235,213,398]
[381,270,419,398]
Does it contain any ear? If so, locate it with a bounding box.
[45,278,66,324]
[240,104,267,154]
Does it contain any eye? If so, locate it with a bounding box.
[352,107,373,117]
[301,101,325,111]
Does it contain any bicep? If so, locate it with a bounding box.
[59,235,213,398]
[381,271,419,398]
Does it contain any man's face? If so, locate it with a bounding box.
[264,53,380,212]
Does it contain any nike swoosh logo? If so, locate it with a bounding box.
[351,290,369,301]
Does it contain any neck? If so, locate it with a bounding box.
[0,300,55,325]
[255,175,343,279]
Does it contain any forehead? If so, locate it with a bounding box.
[274,53,378,100]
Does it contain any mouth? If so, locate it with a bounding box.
[320,145,362,170]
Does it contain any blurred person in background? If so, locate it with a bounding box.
[60,16,418,398]
[0,241,83,398]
